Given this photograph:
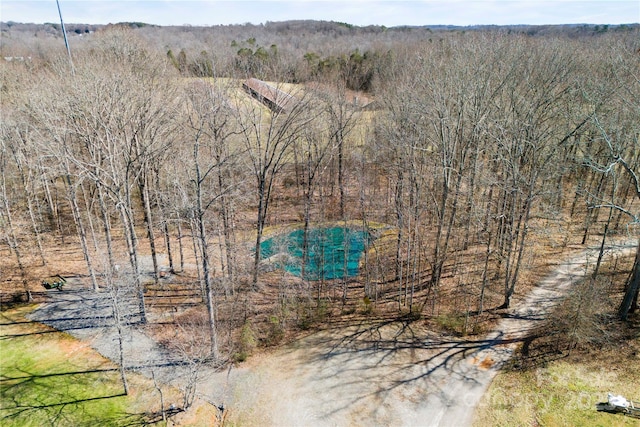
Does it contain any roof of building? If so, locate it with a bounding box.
[242,78,297,113]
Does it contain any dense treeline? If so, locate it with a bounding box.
[1,24,639,366]
[2,21,639,82]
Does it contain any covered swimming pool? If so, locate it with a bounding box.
[260,227,371,280]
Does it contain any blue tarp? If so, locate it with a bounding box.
[260,227,370,280]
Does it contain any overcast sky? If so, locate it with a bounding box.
[1,1,638,27]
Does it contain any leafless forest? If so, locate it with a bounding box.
[1,21,639,372]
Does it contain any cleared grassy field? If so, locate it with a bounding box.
[474,360,640,427]
[0,305,170,426]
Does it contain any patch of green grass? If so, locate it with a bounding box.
[0,305,149,426]
[434,312,466,336]
[474,354,640,427]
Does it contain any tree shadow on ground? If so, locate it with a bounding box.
[1,365,179,426]
[274,311,561,422]
[0,368,143,426]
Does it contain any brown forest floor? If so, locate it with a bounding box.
[2,175,638,362]
[1,206,627,359]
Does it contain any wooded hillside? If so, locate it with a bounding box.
[1,21,639,366]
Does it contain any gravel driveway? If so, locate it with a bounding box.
[28,242,636,426]
[198,241,636,426]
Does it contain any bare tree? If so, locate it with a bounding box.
[0,134,31,301]
[587,118,640,319]
[21,71,101,292]
[6,126,47,266]
[490,38,584,308]
[292,106,336,283]
[234,80,313,288]
[105,266,131,395]
[578,38,640,319]
[180,79,241,356]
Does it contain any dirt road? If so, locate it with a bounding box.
[29,242,636,426]
[199,241,636,426]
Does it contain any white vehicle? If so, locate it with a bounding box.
[596,393,640,419]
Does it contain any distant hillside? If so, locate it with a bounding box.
[1,20,638,38]
[2,19,638,86]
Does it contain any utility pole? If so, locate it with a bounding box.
[56,0,74,69]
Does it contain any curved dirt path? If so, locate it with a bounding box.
[28,242,636,426]
[199,241,636,426]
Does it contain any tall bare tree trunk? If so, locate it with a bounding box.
[97,185,116,271]
[188,218,203,297]
[64,173,99,291]
[163,219,174,273]
[503,198,532,308]
[17,164,47,266]
[252,178,267,289]
[619,240,640,320]
[337,132,345,219]
[139,172,160,284]
[118,202,146,324]
[177,219,185,273]
[197,212,219,357]
[1,156,32,301]
[108,272,130,395]
[38,160,60,234]
[582,173,605,245]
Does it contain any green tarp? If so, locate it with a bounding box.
[260,227,370,280]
